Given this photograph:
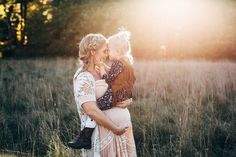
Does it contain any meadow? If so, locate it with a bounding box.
[0,58,235,157]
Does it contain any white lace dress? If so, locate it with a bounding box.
[73,70,101,157]
[73,69,137,157]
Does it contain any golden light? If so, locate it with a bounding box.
[46,13,53,21]
[125,0,225,58]
[158,0,200,27]
[15,3,21,12]
[130,0,221,31]
[29,4,37,12]
[16,29,22,42]
[0,41,5,46]
[42,9,53,23]
[40,0,53,5]
[0,5,6,18]
[42,10,48,16]
[23,35,28,45]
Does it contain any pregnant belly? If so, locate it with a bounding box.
[103,107,132,127]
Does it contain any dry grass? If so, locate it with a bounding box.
[0,58,235,157]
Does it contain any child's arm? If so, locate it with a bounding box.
[102,60,124,84]
[96,61,109,76]
[116,98,132,108]
[96,86,113,110]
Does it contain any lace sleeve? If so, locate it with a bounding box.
[73,72,96,109]
[102,60,124,84]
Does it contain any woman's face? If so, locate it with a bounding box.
[93,43,109,64]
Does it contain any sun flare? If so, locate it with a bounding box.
[124,0,226,58]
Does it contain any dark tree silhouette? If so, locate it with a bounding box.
[0,0,29,56]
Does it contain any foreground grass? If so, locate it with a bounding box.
[0,58,236,157]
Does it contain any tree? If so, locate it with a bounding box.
[0,0,29,57]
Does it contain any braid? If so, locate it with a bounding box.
[78,33,107,70]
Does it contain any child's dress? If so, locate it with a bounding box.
[100,57,136,107]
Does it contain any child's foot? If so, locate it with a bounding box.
[67,127,94,149]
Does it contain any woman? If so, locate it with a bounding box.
[72,33,136,157]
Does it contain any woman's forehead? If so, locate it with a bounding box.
[100,44,108,50]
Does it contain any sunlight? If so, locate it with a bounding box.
[126,0,224,58]
[42,9,53,23]
[159,0,193,22]
[158,0,205,29]
[131,0,221,31]
[40,0,53,5]
[0,5,6,18]
[29,4,37,12]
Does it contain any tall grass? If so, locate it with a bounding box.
[0,58,235,157]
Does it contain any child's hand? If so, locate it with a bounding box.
[95,61,104,68]
[95,61,106,76]
[95,65,100,73]
[116,99,132,108]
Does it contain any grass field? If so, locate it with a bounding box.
[0,58,236,157]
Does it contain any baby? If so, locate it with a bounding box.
[68,31,136,149]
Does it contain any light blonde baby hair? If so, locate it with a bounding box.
[108,30,134,64]
[78,33,107,70]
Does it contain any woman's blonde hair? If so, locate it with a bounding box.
[78,33,107,70]
[108,30,133,64]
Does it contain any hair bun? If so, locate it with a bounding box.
[117,31,131,41]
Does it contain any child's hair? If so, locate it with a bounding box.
[108,31,134,64]
[78,33,107,70]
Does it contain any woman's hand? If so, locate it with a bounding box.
[83,102,128,136]
[112,126,129,135]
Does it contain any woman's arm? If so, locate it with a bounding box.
[97,88,132,110]
[82,101,128,135]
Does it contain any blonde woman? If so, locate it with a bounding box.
[69,33,127,157]
[69,32,137,157]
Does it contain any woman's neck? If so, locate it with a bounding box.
[87,63,100,80]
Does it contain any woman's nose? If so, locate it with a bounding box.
[103,55,108,61]
[104,51,109,58]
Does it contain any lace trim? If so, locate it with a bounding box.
[78,81,94,96]
[91,130,136,152]
[74,72,95,97]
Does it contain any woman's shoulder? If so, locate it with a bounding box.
[73,68,94,82]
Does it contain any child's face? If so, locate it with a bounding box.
[108,43,120,61]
